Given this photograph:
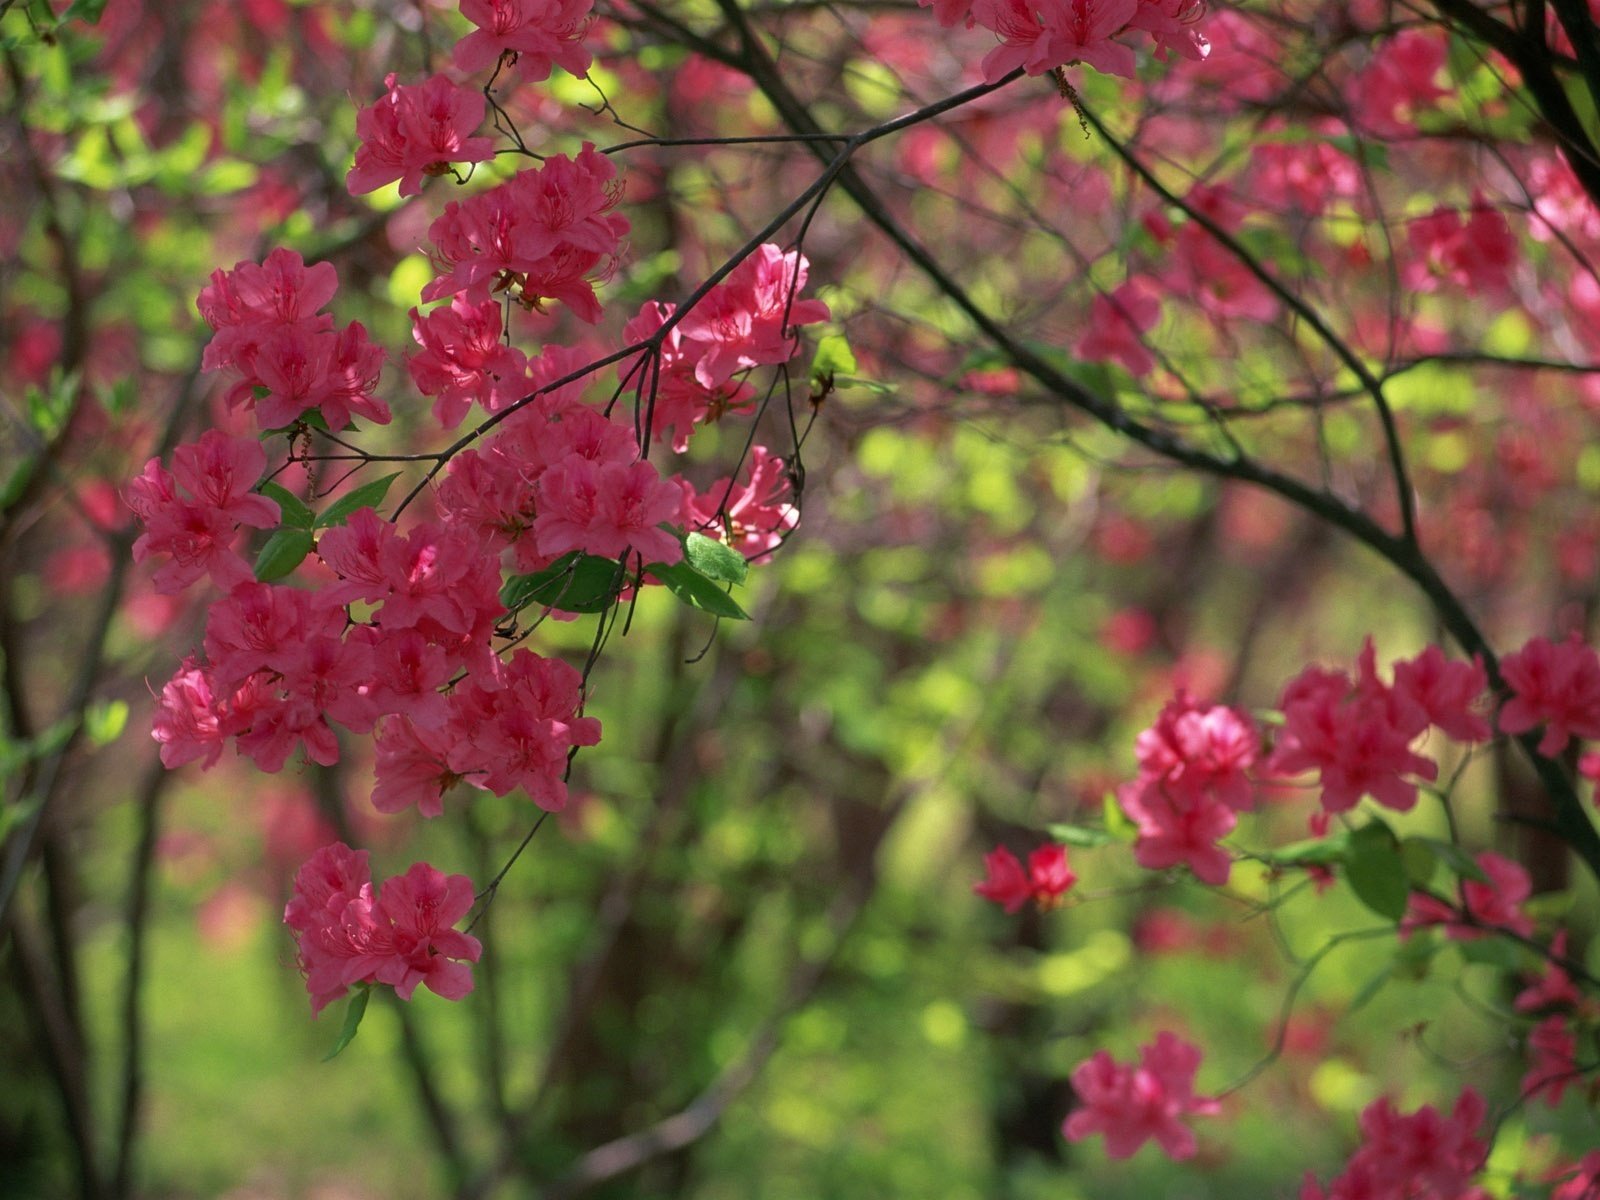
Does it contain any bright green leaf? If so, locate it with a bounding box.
[811,333,858,380]
[84,699,128,747]
[316,474,400,528]
[322,986,371,1061]
[254,528,314,582]
[647,560,749,620]
[501,553,623,615]
[259,482,315,530]
[684,532,748,585]
[1046,822,1116,849]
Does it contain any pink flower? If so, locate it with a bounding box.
[533,457,684,565]
[453,0,595,83]
[407,297,529,428]
[285,845,482,1013]
[973,845,1032,913]
[1119,785,1237,885]
[1515,930,1584,1013]
[1391,646,1491,742]
[1350,29,1449,135]
[151,658,225,769]
[1076,277,1161,377]
[1270,643,1438,815]
[1401,851,1534,941]
[127,435,280,594]
[1352,1088,1488,1197]
[1523,1016,1579,1108]
[682,446,799,561]
[370,862,483,1002]
[971,0,1139,83]
[1404,196,1518,296]
[443,650,602,809]
[424,147,627,318]
[1063,1031,1219,1160]
[973,843,1077,913]
[677,245,830,389]
[622,300,755,452]
[1553,1152,1600,1199]
[1498,634,1600,755]
[347,73,495,198]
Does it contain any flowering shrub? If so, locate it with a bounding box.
[6,0,1600,1193]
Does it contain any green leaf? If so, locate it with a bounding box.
[84,699,128,747]
[832,375,896,395]
[1456,937,1525,970]
[1102,792,1137,842]
[323,986,371,1061]
[1344,821,1410,923]
[1046,822,1116,849]
[259,482,315,530]
[647,560,749,621]
[501,553,623,615]
[1409,837,1489,884]
[811,332,858,380]
[1400,838,1438,888]
[254,528,314,582]
[684,532,748,585]
[0,455,38,510]
[1267,832,1349,867]
[60,0,111,24]
[315,474,401,528]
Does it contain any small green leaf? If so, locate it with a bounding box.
[1102,792,1137,842]
[60,0,111,24]
[316,474,401,528]
[0,456,38,510]
[684,532,748,585]
[1267,832,1350,867]
[1046,822,1116,849]
[259,482,315,530]
[323,986,371,1061]
[254,528,314,581]
[501,553,623,615]
[1344,821,1410,923]
[84,699,128,747]
[647,560,749,620]
[810,332,858,380]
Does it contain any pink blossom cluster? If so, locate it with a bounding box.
[453,0,594,84]
[144,0,826,1026]
[128,431,280,593]
[284,842,482,1015]
[1300,1088,1489,1200]
[424,144,628,323]
[1271,641,1489,818]
[346,73,496,198]
[197,248,390,431]
[923,0,1210,84]
[1117,691,1258,885]
[973,842,1076,912]
[1404,196,1519,296]
[1062,1031,1218,1160]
